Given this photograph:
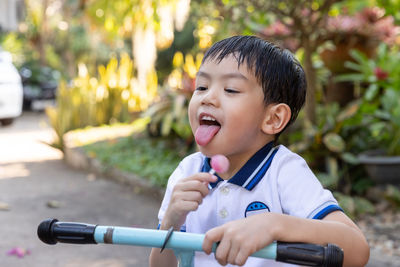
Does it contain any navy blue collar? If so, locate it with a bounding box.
[202,142,279,191]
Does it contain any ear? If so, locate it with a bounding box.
[261,103,291,135]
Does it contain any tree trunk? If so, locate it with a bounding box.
[303,43,316,124]
[38,0,49,66]
[61,1,76,78]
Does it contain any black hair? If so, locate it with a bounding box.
[202,35,307,135]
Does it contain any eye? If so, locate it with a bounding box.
[224,88,239,94]
[196,86,207,91]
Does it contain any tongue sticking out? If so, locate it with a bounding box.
[195,125,221,146]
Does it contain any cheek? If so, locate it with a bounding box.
[225,103,264,130]
[188,98,197,128]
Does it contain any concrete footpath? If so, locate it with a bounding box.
[0,112,160,267]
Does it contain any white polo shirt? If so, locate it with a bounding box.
[157,142,342,267]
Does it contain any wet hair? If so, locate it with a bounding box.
[202,35,307,134]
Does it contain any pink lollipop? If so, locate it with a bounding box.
[209,154,230,174]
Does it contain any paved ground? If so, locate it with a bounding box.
[0,111,160,267]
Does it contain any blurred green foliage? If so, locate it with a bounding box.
[334,192,376,219]
[0,33,26,68]
[83,135,192,187]
[46,54,157,149]
[337,44,400,155]
[144,51,202,143]
[385,185,400,208]
[281,42,400,215]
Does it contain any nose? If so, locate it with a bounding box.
[201,86,219,106]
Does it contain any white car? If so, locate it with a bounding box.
[0,48,23,126]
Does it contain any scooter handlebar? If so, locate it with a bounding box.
[38,219,343,267]
[276,242,343,267]
[38,219,97,245]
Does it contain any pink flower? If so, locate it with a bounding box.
[358,7,385,23]
[7,247,31,258]
[325,7,399,44]
[373,17,400,45]
[374,67,389,81]
[262,20,291,37]
[327,15,362,33]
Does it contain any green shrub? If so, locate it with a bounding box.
[334,192,375,219]
[337,44,400,155]
[83,135,192,187]
[47,53,157,149]
[144,52,202,145]
[281,43,400,215]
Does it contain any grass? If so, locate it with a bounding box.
[82,135,194,187]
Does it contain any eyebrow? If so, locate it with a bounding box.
[197,71,249,81]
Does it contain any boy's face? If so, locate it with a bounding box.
[189,55,273,167]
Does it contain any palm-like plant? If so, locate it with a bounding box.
[338,43,400,155]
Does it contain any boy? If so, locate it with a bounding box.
[149,35,369,267]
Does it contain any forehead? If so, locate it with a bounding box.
[197,54,256,81]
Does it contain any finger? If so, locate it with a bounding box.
[202,227,224,254]
[214,234,230,266]
[235,248,251,266]
[175,180,211,197]
[205,226,231,265]
[172,200,200,213]
[227,241,240,265]
[175,191,204,204]
[183,173,218,184]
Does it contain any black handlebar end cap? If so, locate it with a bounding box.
[38,218,59,245]
[324,243,344,267]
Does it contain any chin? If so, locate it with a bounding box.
[197,144,221,157]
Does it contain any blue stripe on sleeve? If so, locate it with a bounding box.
[312,204,343,220]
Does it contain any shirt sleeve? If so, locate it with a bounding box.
[276,150,342,219]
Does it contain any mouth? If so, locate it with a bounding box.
[199,114,221,127]
[194,114,221,146]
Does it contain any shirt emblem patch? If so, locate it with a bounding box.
[245,201,270,217]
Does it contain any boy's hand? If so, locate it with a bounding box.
[161,173,217,230]
[202,213,277,266]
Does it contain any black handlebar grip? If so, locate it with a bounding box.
[276,242,343,267]
[37,219,97,245]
